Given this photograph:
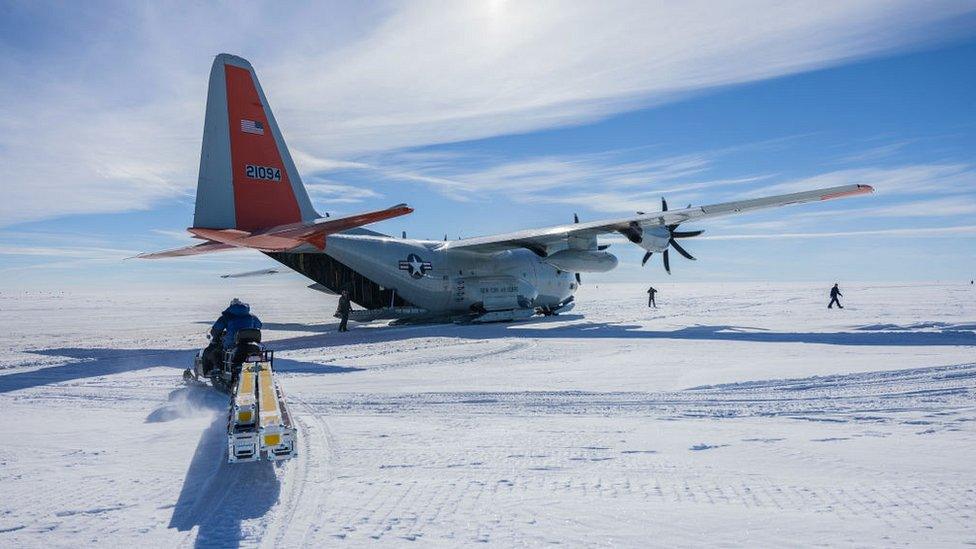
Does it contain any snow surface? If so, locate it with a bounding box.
[1,282,974,547]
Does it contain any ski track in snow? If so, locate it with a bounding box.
[0,282,974,546]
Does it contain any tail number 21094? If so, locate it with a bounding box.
[245,164,281,182]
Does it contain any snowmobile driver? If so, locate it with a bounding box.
[204,298,263,374]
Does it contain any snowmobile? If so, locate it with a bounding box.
[184,328,297,463]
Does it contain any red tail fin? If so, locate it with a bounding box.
[194,54,317,231]
[225,64,302,230]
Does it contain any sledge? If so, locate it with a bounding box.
[188,328,297,463]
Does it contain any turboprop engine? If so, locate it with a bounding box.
[630,224,672,253]
[618,197,705,274]
[543,249,618,273]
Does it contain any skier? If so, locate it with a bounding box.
[336,289,352,332]
[208,298,262,370]
[647,286,658,308]
[828,283,843,309]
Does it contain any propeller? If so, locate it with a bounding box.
[640,197,704,274]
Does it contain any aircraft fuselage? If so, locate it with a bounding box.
[278,234,578,314]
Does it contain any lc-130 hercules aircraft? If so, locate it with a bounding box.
[139,54,874,322]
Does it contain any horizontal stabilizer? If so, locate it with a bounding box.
[134,240,236,259]
[221,268,281,279]
[138,203,412,258]
[188,203,412,252]
[307,283,338,295]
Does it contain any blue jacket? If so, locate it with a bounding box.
[211,303,262,348]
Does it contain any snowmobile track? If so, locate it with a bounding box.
[262,391,337,547]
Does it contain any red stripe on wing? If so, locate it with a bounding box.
[820,185,874,201]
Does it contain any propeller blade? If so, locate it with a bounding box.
[671,229,704,238]
[661,197,668,212]
[575,272,582,285]
[641,251,653,266]
[663,249,671,273]
[670,238,696,260]
[620,221,643,244]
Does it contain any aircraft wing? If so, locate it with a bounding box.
[438,184,873,254]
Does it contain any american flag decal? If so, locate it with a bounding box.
[240,119,265,135]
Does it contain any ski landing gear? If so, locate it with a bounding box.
[226,351,297,463]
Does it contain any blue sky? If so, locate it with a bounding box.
[1,1,975,290]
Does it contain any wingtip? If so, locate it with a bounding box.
[821,185,875,201]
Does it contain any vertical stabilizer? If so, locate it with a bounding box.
[193,54,317,230]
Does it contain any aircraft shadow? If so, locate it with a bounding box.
[260,321,338,333]
[0,348,194,394]
[274,358,364,374]
[263,319,976,350]
[4,347,361,394]
[10,318,971,394]
[196,320,340,334]
[497,322,976,347]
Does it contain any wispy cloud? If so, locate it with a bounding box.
[304,180,383,205]
[702,224,976,240]
[312,147,771,210]
[797,196,976,220]
[0,245,135,258]
[1,2,973,225]
[836,140,913,164]
[747,163,976,197]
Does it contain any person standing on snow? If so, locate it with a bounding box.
[336,289,352,332]
[647,286,658,308]
[828,283,844,309]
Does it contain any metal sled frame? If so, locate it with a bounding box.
[226,351,297,463]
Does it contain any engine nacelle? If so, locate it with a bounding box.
[637,225,671,252]
[543,249,618,273]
